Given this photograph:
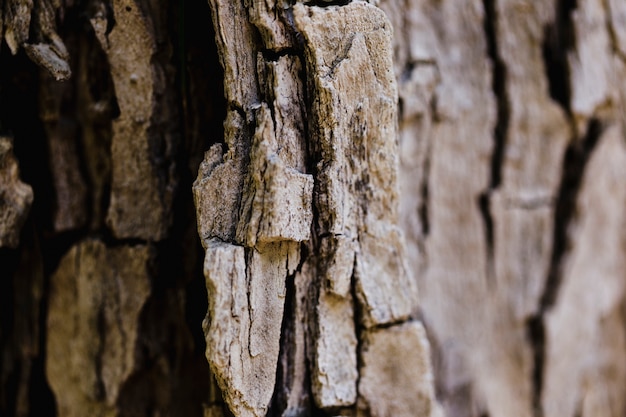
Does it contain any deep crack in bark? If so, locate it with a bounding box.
[480,0,509,287]
[542,0,578,115]
[525,3,581,415]
[528,118,603,417]
[419,149,430,237]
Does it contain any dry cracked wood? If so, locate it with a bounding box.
[194,1,312,415]
[195,1,438,416]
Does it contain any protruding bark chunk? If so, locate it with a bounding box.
[295,2,415,328]
[193,111,249,244]
[203,239,296,417]
[237,104,313,246]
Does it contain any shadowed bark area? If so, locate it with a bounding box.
[0,0,224,415]
[2,0,626,417]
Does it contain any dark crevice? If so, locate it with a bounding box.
[98,232,149,248]
[0,225,56,417]
[542,0,578,114]
[304,0,351,7]
[477,192,495,287]
[149,0,223,413]
[482,0,509,189]
[526,3,580,415]
[527,117,603,417]
[540,117,602,311]
[228,103,248,121]
[0,47,58,417]
[59,0,116,234]
[261,47,299,62]
[419,153,430,237]
[268,243,310,417]
[302,251,325,417]
[429,94,440,123]
[480,0,509,288]
[369,320,409,331]
[178,0,226,161]
[350,251,365,412]
[526,315,545,417]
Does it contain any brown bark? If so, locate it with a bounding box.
[1,1,626,417]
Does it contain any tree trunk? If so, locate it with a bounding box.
[1,1,626,417]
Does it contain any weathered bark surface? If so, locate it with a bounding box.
[383,0,626,416]
[194,1,437,416]
[2,0,626,417]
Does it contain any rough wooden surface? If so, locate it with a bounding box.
[3,0,626,416]
[195,1,439,416]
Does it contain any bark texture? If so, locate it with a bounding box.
[383,0,626,416]
[194,2,437,416]
[1,0,626,417]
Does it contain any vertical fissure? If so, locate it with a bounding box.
[268,243,310,417]
[526,314,545,417]
[480,0,510,286]
[542,0,578,114]
[419,148,431,237]
[541,118,602,311]
[482,0,509,190]
[528,118,603,417]
[171,0,223,366]
[350,250,365,412]
[526,3,580,415]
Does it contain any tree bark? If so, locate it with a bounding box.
[384,1,626,416]
[1,1,626,417]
